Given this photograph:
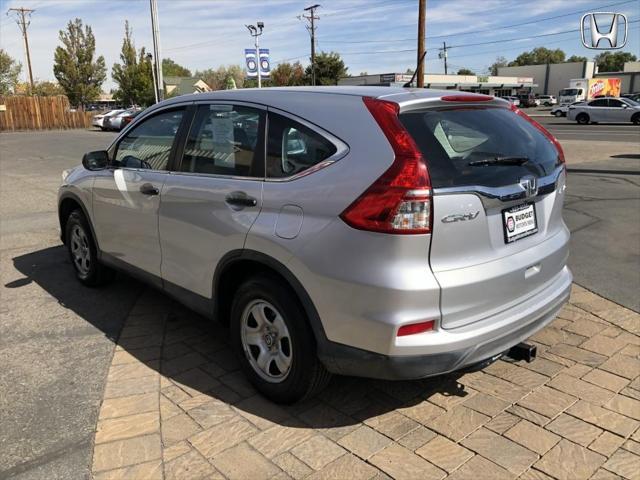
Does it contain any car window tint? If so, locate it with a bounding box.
[400,106,561,189]
[180,105,263,177]
[609,99,624,108]
[266,112,337,178]
[589,99,608,107]
[115,109,184,170]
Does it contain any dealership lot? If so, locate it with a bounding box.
[1,128,639,479]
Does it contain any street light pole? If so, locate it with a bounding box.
[245,22,264,88]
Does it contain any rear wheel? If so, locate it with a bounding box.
[65,209,114,286]
[554,111,563,117]
[576,113,590,125]
[230,274,331,403]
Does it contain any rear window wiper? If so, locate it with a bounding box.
[468,156,529,167]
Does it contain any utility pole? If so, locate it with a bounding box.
[246,22,264,88]
[416,0,426,87]
[146,53,159,104]
[302,4,320,86]
[149,0,164,100]
[439,41,448,75]
[7,7,35,89]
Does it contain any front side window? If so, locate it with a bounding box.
[266,112,337,178]
[609,99,624,108]
[180,104,263,177]
[114,109,184,170]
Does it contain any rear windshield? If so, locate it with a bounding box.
[400,107,561,188]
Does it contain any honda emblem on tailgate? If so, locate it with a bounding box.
[581,12,627,49]
[520,176,538,198]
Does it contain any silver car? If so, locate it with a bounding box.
[568,97,640,124]
[92,109,125,130]
[58,87,572,403]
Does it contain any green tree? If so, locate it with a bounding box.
[53,18,106,106]
[457,68,475,75]
[0,49,22,95]
[112,21,154,106]
[595,51,637,72]
[488,56,508,76]
[162,58,191,77]
[566,55,588,63]
[270,61,306,86]
[195,65,245,90]
[25,80,66,96]
[305,51,347,85]
[508,47,565,66]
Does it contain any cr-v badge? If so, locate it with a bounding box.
[441,211,480,223]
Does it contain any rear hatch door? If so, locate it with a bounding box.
[400,103,567,329]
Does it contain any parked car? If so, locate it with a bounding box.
[622,93,640,102]
[550,101,584,117]
[59,88,572,403]
[500,96,520,107]
[567,97,640,124]
[537,95,557,106]
[516,92,537,108]
[92,109,125,130]
[103,108,141,131]
[120,110,142,129]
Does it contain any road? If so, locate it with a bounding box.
[0,127,638,479]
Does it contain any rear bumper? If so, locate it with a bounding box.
[319,266,572,380]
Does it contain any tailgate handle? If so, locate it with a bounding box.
[525,264,541,279]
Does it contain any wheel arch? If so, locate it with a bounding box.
[58,192,98,248]
[213,250,329,348]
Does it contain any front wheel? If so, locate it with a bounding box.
[230,274,331,403]
[65,209,114,286]
[554,111,563,117]
[576,113,590,125]
[632,113,640,125]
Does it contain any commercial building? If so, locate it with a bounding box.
[339,73,536,96]
[498,61,640,96]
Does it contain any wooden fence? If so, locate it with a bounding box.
[0,95,94,131]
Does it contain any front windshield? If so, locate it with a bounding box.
[560,89,579,96]
[622,98,639,106]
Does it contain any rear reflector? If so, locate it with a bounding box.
[441,94,493,102]
[340,97,432,234]
[510,104,565,164]
[397,320,435,337]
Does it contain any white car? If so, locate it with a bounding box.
[537,95,557,106]
[500,96,520,107]
[92,110,125,129]
[551,102,584,117]
[567,97,640,124]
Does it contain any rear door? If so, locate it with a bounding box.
[159,102,265,298]
[400,104,568,329]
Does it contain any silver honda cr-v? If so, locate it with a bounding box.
[58,87,572,403]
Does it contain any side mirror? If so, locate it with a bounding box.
[82,150,109,170]
[622,104,629,109]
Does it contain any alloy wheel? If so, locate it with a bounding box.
[70,224,91,276]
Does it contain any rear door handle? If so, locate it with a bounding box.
[225,192,258,208]
[140,183,159,196]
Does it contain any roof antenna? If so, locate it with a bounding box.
[404,51,426,88]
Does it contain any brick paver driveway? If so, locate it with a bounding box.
[90,284,640,480]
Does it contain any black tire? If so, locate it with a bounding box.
[65,209,114,286]
[230,273,331,403]
[554,111,563,117]
[632,113,640,125]
[576,113,590,125]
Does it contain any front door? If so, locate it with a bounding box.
[92,107,188,280]
[159,103,265,299]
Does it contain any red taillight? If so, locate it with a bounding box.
[441,94,493,102]
[340,97,432,234]
[511,104,565,164]
[397,320,435,336]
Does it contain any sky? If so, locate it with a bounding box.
[0,0,639,91]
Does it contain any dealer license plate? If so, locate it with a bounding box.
[502,203,538,243]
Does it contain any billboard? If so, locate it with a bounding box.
[588,77,621,99]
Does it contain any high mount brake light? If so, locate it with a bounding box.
[441,94,493,102]
[340,97,432,234]
[510,104,565,164]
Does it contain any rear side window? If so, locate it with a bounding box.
[180,104,264,177]
[266,112,336,178]
[400,107,561,188]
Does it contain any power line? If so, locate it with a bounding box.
[7,7,35,88]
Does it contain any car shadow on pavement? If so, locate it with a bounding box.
[11,245,472,430]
